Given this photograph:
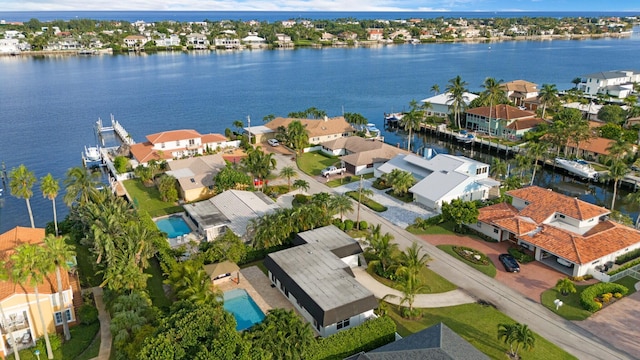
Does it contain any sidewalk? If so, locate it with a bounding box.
[89,287,112,360]
[352,267,476,308]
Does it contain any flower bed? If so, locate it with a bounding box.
[579,283,628,312]
[452,246,490,266]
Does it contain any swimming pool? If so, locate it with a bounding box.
[223,289,265,331]
[155,216,191,238]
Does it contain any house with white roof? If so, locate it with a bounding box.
[183,190,280,242]
[476,186,640,278]
[165,154,226,202]
[319,136,408,175]
[264,225,378,337]
[578,70,640,99]
[186,33,209,49]
[241,33,267,48]
[130,129,231,165]
[464,104,542,140]
[376,153,498,210]
[420,92,479,118]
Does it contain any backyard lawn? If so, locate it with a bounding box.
[388,303,577,360]
[123,179,183,217]
[540,276,638,321]
[406,221,457,236]
[437,244,497,278]
[145,257,172,311]
[8,322,101,360]
[296,151,339,176]
[367,266,457,294]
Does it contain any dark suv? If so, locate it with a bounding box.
[499,254,520,273]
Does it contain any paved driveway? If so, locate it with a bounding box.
[418,234,566,302]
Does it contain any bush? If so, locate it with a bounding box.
[609,257,640,275]
[616,248,640,265]
[580,283,628,312]
[359,221,368,230]
[601,293,613,303]
[332,218,343,228]
[240,244,292,265]
[305,316,396,360]
[78,303,99,325]
[293,194,311,206]
[614,292,623,299]
[508,247,535,263]
[113,155,128,174]
[344,219,354,231]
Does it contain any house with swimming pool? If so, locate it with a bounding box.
[264,225,378,337]
[474,186,640,278]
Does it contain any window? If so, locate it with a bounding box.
[176,140,181,146]
[336,318,350,329]
[161,143,165,149]
[54,309,73,325]
[493,228,499,234]
[188,139,195,145]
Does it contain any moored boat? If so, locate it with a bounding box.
[84,145,101,162]
[555,158,599,180]
[455,130,475,144]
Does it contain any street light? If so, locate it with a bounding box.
[553,298,564,311]
[34,349,41,360]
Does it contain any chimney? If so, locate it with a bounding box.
[324,116,329,122]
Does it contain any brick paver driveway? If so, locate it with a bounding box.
[419,234,565,302]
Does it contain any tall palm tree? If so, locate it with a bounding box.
[64,166,101,206]
[355,176,374,229]
[526,142,549,186]
[539,83,559,119]
[395,242,430,281]
[481,77,505,136]
[242,147,277,191]
[446,75,469,129]
[279,166,297,192]
[40,173,60,235]
[9,164,37,228]
[497,323,517,356]
[490,158,508,179]
[430,84,440,95]
[606,138,632,162]
[603,159,629,211]
[364,225,398,276]
[330,194,354,221]
[0,261,21,360]
[390,272,430,315]
[11,244,54,359]
[399,99,424,152]
[292,179,310,193]
[43,234,75,340]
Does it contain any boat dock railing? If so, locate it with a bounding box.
[111,115,135,145]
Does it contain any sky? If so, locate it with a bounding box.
[1,0,639,12]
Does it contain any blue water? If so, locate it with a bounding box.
[1,26,640,232]
[223,289,265,331]
[154,216,191,238]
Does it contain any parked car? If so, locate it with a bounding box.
[320,165,346,177]
[267,138,279,146]
[498,254,520,273]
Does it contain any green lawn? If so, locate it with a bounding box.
[385,189,413,203]
[437,245,497,278]
[345,191,387,212]
[72,238,102,288]
[145,257,172,311]
[325,173,374,188]
[406,221,457,236]
[388,303,577,360]
[122,179,183,217]
[367,266,457,294]
[541,276,638,321]
[8,322,101,360]
[296,151,339,176]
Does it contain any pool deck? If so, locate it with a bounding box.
[217,266,295,315]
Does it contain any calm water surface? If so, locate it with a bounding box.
[1,29,640,232]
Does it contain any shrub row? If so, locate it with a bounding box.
[608,257,640,275]
[306,316,396,360]
[615,248,640,265]
[240,243,292,265]
[580,283,628,312]
[345,191,388,212]
[508,247,535,263]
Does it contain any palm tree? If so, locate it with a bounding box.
[497,323,517,356]
[539,83,559,119]
[481,77,505,137]
[385,169,415,196]
[40,173,60,235]
[389,272,429,316]
[555,278,577,296]
[64,166,101,206]
[9,164,37,228]
[166,261,221,305]
[242,146,277,191]
[0,261,21,360]
[364,224,398,276]
[606,138,632,162]
[11,244,54,359]
[446,75,469,129]
[292,179,310,193]
[490,158,508,179]
[395,242,430,281]
[330,194,353,221]
[284,120,309,156]
[603,159,629,211]
[571,77,582,89]
[526,142,549,186]
[430,84,440,95]
[399,99,424,152]
[247,308,314,360]
[355,176,374,229]
[512,323,536,357]
[280,166,297,192]
[43,234,75,340]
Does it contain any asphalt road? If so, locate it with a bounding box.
[272,152,636,360]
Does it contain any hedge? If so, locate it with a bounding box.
[345,191,388,212]
[615,248,640,265]
[580,283,628,312]
[508,247,535,263]
[608,257,640,275]
[306,316,396,360]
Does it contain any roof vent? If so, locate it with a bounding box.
[190,178,196,183]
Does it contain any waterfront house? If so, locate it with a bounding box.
[500,80,538,107]
[165,154,226,202]
[578,70,640,99]
[474,186,640,277]
[213,37,241,49]
[123,35,148,49]
[367,29,384,41]
[184,190,280,242]
[563,102,603,121]
[346,322,489,360]
[320,136,408,175]
[0,227,80,358]
[186,33,209,50]
[43,37,81,51]
[264,225,378,337]
[241,33,267,48]
[129,129,230,165]
[155,34,181,47]
[464,104,538,139]
[420,92,479,118]
[264,116,355,144]
[376,153,499,211]
[275,33,293,47]
[244,125,276,145]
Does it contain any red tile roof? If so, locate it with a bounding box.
[465,104,536,120]
[201,133,227,143]
[507,186,609,222]
[505,118,547,131]
[146,129,202,144]
[130,141,173,163]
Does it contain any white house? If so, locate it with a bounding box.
[264,225,378,337]
[242,33,267,48]
[376,153,498,210]
[213,37,241,49]
[129,129,230,165]
[420,92,479,118]
[319,136,408,176]
[123,35,148,48]
[264,116,355,144]
[0,38,21,54]
[186,33,209,49]
[476,187,640,278]
[578,70,640,99]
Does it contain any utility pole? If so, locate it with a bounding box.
[247,115,252,145]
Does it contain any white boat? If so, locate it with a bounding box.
[455,130,475,144]
[384,112,404,122]
[84,146,101,162]
[365,123,380,136]
[555,158,599,180]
